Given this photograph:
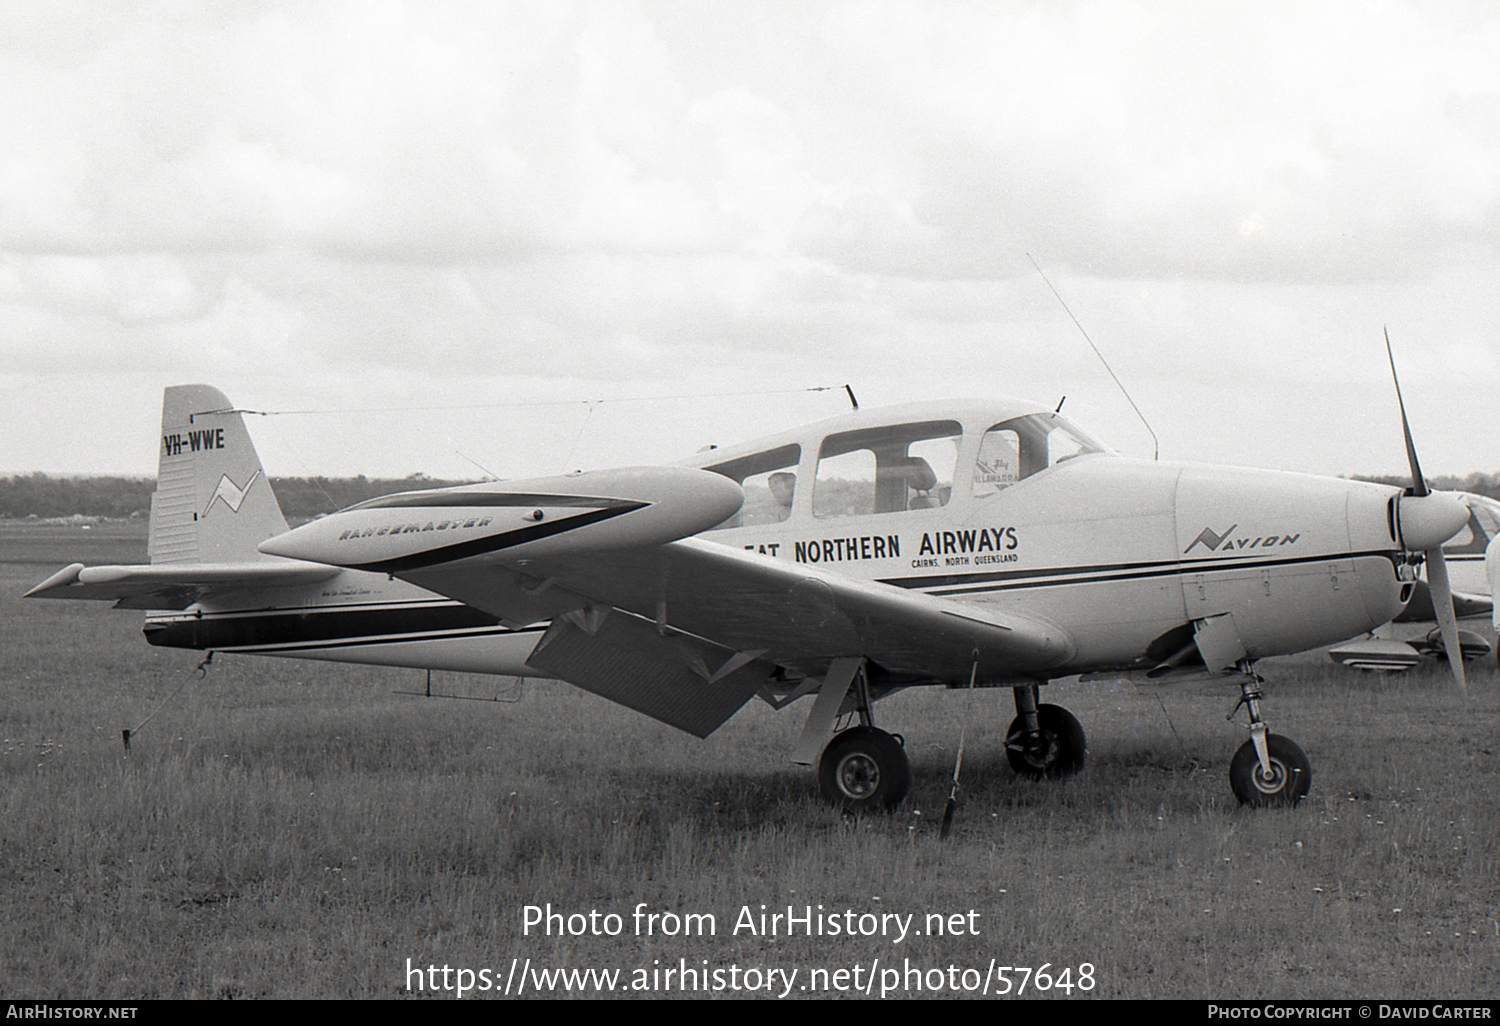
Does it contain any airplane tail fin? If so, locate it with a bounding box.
[149,385,289,564]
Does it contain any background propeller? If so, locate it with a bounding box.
[1386,330,1469,698]
[1487,535,1500,663]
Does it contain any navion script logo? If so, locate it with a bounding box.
[1184,523,1301,554]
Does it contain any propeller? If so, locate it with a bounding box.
[1487,534,1500,661]
[1386,330,1469,698]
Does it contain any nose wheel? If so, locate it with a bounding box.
[1229,733,1310,807]
[1228,669,1311,806]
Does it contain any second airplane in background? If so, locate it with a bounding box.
[1329,490,1500,670]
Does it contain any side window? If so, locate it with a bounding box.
[973,428,1020,496]
[814,421,960,518]
[812,447,875,517]
[973,413,1105,499]
[705,444,801,529]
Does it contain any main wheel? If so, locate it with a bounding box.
[1005,704,1088,779]
[1229,734,1311,807]
[818,726,911,811]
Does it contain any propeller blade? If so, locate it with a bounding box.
[1425,545,1467,699]
[1386,330,1466,697]
[1386,328,1429,497]
[1487,534,1500,658]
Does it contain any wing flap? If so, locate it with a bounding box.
[524,609,768,737]
[26,561,340,610]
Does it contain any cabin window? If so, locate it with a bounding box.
[705,444,801,529]
[813,421,960,517]
[973,414,1105,498]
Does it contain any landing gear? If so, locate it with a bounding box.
[818,726,911,811]
[1005,686,1087,779]
[797,658,912,811]
[1229,734,1310,807]
[1228,667,1310,807]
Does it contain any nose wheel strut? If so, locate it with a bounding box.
[1005,684,1088,779]
[1227,664,1310,806]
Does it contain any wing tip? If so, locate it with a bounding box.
[24,562,85,598]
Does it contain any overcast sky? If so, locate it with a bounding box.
[3,0,1498,483]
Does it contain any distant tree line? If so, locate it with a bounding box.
[6,469,1500,520]
[265,475,476,518]
[0,472,475,520]
[1352,472,1500,502]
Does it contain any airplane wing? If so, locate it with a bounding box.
[390,538,1074,739]
[25,561,339,610]
[400,537,1073,684]
[257,467,1075,736]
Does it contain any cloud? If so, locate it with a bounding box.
[2,0,1499,478]
[804,0,1500,284]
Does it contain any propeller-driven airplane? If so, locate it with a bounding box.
[27,372,1473,812]
[1328,491,1500,671]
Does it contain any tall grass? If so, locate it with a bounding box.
[1,528,1496,998]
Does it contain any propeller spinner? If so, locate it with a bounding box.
[1387,330,1470,698]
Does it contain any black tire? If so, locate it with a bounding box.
[1229,734,1311,807]
[1005,704,1088,779]
[817,726,912,811]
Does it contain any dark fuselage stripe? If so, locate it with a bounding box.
[344,502,647,573]
[883,548,1401,596]
[232,625,541,654]
[144,602,528,651]
[142,547,1405,652]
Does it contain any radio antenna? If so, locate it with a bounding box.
[1028,254,1159,460]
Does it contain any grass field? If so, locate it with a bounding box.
[1,523,1497,999]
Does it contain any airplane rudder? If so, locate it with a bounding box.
[150,385,289,563]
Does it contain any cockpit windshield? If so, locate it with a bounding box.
[972,413,1108,498]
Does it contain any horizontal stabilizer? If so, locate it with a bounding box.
[26,561,339,610]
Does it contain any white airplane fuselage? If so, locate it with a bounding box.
[708,456,1407,673]
[141,399,1414,689]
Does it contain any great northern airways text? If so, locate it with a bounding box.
[783,528,1019,564]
